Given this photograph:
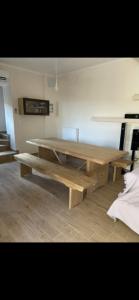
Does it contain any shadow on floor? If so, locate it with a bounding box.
[23,173,68,199]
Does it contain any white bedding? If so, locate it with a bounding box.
[107,167,139,234]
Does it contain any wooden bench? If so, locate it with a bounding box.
[14,153,96,209]
[111,159,133,182]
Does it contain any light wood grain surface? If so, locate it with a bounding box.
[14,153,95,192]
[14,153,97,209]
[26,138,128,165]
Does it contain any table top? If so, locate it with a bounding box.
[26,138,128,165]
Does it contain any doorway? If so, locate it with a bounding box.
[0,86,6,132]
[0,73,16,150]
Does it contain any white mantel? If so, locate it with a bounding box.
[92,117,139,123]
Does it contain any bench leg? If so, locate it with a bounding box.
[113,166,122,182]
[20,163,32,177]
[113,166,117,182]
[69,188,83,209]
[86,161,109,189]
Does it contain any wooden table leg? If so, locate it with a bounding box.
[38,147,57,162]
[86,161,109,191]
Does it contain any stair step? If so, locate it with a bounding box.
[0,150,17,156]
[0,150,18,163]
[0,145,10,152]
[0,139,10,145]
[0,133,9,139]
[0,131,6,134]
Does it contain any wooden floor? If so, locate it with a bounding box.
[0,161,139,242]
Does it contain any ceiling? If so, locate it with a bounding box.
[0,57,122,76]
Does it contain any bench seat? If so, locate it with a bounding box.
[14,153,96,209]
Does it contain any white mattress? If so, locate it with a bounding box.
[107,167,139,234]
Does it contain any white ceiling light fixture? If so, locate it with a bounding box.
[55,59,59,91]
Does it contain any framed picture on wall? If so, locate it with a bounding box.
[18,98,50,115]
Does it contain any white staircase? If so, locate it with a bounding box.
[0,131,18,163]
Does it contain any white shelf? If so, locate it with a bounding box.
[92,117,139,123]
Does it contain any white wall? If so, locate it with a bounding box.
[0,64,58,153]
[57,58,139,159]
[43,75,59,140]
[1,58,139,159]
[0,87,6,131]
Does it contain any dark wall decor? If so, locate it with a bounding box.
[18,98,50,115]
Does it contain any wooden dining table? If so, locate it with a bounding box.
[26,138,128,189]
